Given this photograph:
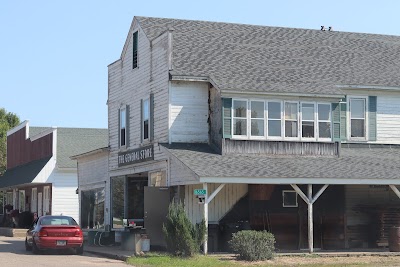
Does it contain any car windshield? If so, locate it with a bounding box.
[40,217,78,226]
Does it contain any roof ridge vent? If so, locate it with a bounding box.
[321,26,325,31]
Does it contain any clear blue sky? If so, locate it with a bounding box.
[1,0,400,129]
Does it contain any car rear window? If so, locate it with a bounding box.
[40,217,78,226]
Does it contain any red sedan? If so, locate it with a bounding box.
[25,215,84,255]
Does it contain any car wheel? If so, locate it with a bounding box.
[25,238,32,251]
[75,245,84,255]
[32,240,40,254]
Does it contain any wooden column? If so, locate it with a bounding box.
[203,183,208,255]
[308,184,313,253]
[291,184,329,253]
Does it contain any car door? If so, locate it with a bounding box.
[26,218,38,245]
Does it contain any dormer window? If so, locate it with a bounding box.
[225,98,333,142]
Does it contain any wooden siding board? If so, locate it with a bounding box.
[184,183,248,224]
[170,81,209,143]
[7,127,53,169]
[377,96,400,144]
[108,24,170,172]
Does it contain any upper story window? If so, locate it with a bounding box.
[267,101,282,138]
[317,104,332,140]
[232,100,247,137]
[250,101,264,137]
[142,98,150,140]
[132,31,138,69]
[349,97,366,139]
[227,98,332,142]
[120,107,126,147]
[285,102,299,138]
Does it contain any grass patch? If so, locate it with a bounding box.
[126,253,400,267]
[126,253,239,267]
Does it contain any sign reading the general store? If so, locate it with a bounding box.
[118,145,154,167]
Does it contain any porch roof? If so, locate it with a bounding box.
[161,143,400,185]
[0,156,51,189]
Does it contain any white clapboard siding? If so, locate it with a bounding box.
[108,21,170,171]
[345,185,400,226]
[377,96,400,144]
[170,81,209,143]
[48,170,79,224]
[77,151,110,227]
[185,184,248,224]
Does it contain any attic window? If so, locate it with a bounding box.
[132,31,138,69]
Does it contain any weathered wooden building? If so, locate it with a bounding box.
[0,121,108,225]
[93,16,400,253]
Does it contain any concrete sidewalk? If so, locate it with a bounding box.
[84,244,134,261]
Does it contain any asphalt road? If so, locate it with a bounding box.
[0,236,128,267]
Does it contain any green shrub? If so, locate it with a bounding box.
[229,230,275,261]
[162,202,206,257]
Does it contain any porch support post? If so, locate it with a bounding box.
[290,184,329,254]
[308,184,313,253]
[206,184,225,204]
[389,185,400,199]
[203,183,208,255]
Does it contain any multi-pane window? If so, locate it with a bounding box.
[250,101,265,137]
[229,99,332,141]
[132,31,138,69]
[267,102,282,137]
[318,104,331,139]
[232,100,247,136]
[301,103,315,138]
[143,98,150,140]
[120,108,126,146]
[285,102,298,138]
[350,98,366,138]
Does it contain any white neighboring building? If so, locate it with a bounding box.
[0,121,108,225]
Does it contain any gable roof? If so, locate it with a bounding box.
[161,143,400,185]
[30,127,108,168]
[135,16,400,96]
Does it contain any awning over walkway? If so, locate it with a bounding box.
[0,156,51,189]
[161,143,400,185]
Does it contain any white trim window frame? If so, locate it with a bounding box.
[284,101,300,140]
[232,99,248,139]
[300,102,316,141]
[43,186,50,215]
[317,103,332,141]
[142,97,150,141]
[119,107,127,147]
[6,192,13,205]
[348,96,368,141]
[31,188,38,213]
[19,190,25,212]
[266,100,283,140]
[249,100,266,139]
[282,190,298,207]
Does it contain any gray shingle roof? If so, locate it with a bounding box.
[161,143,400,182]
[30,127,108,168]
[136,16,400,95]
[0,157,51,188]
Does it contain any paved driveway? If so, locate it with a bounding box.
[0,236,128,267]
